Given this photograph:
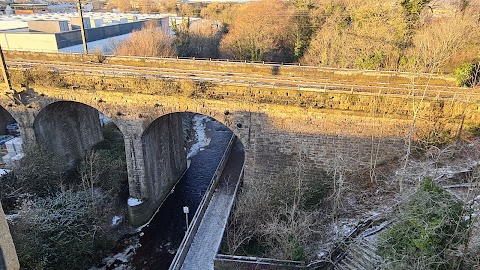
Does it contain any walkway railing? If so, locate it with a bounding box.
[214,255,305,270]
[169,134,237,270]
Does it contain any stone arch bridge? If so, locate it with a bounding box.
[1,51,480,268]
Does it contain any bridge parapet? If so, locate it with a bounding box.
[3,50,459,87]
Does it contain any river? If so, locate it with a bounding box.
[96,115,234,269]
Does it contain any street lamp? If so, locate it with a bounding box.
[183,206,189,231]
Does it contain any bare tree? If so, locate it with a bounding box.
[80,151,102,206]
[187,20,223,58]
[219,0,295,62]
[140,0,155,14]
[406,11,480,72]
[113,20,176,57]
[107,0,132,12]
[301,0,407,70]
[200,2,242,25]
[157,0,178,13]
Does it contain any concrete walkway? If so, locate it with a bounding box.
[181,141,244,270]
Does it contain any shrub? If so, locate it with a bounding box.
[29,66,67,87]
[453,62,479,87]
[11,190,116,270]
[356,51,386,70]
[94,122,126,159]
[88,123,128,197]
[13,146,67,196]
[3,124,127,269]
[79,149,127,198]
[0,177,17,217]
[378,178,470,270]
[181,80,212,98]
[93,48,106,63]
[223,167,332,260]
[9,69,34,88]
[291,238,306,261]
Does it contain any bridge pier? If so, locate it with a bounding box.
[124,114,187,226]
[122,121,152,226]
[12,110,36,148]
[0,105,36,146]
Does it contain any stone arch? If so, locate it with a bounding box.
[141,110,246,195]
[128,111,246,225]
[0,105,17,135]
[3,102,129,269]
[140,108,248,152]
[0,104,23,170]
[34,99,123,133]
[33,101,123,167]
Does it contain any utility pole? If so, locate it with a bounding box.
[0,44,11,92]
[77,0,88,54]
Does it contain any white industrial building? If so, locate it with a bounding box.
[0,12,175,52]
[0,12,215,53]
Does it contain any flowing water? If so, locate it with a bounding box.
[130,115,233,269]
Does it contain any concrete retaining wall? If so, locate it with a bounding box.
[0,33,58,51]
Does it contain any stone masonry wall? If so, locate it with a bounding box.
[141,113,187,225]
[3,50,457,87]
[33,101,103,167]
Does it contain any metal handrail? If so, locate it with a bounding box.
[168,134,236,270]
